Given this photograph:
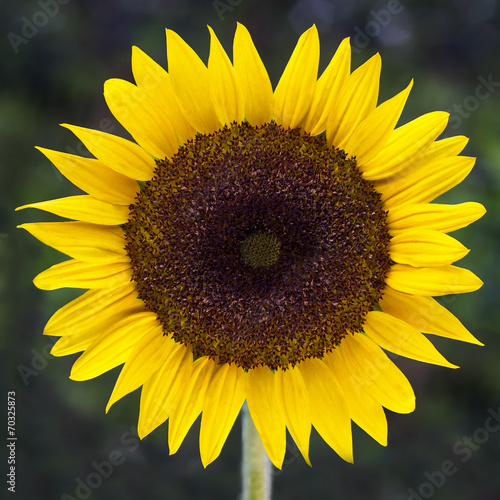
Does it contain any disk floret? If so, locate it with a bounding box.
[125,122,392,370]
[240,231,281,269]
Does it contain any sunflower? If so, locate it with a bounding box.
[18,24,485,468]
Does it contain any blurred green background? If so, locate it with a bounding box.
[2,0,500,499]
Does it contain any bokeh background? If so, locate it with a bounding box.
[2,0,500,499]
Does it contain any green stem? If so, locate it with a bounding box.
[241,403,273,500]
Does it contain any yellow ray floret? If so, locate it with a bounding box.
[233,23,274,126]
[300,358,353,463]
[304,37,351,135]
[246,366,287,469]
[70,312,160,381]
[387,202,486,234]
[16,196,130,225]
[324,348,388,446]
[389,229,469,267]
[34,259,131,290]
[345,79,413,166]
[168,357,214,455]
[51,330,101,357]
[131,46,195,145]
[166,29,220,134]
[274,25,319,130]
[104,78,179,159]
[106,330,176,412]
[327,52,381,148]
[364,311,458,368]
[361,111,449,180]
[200,364,246,467]
[35,147,139,205]
[138,343,193,440]
[43,284,140,337]
[208,26,245,125]
[61,124,156,181]
[379,287,483,345]
[18,222,127,263]
[386,264,483,296]
[339,333,416,414]
[274,367,312,466]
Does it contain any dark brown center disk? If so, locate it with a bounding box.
[125,122,392,370]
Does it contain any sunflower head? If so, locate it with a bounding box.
[124,121,393,370]
[18,23,484,469]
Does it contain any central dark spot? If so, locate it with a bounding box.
[125,122,392,370]
[240,231,280,268]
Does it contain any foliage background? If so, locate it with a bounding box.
[2,0,499,499]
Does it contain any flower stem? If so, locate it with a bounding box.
[241,403,273,500]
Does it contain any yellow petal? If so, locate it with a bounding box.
[104,78,178,159]
[387,202,486,234]
[36,148,139,205]
[45,283,140,337]
[379,287,483,345]
[303,37,351,135]
[273,25,319,129]
[61,124,155,181]
[246,366,286,469]
[390,229,469,267]
[70,311,159,380]
[380,156,475,208]
[16,195,130,225]
[199,363,245,467]
[233,23,273,126]
[299,358,353,463]
[131,46,195,145]
[34,258,131,290]
[106,331,176,412]
[166,29,220,134]
[200,363,246,467]
[274,366,311,466]
[418,135,469,163]
[386,263,483,296]
[138,343,193,439]
[327,53,381,149]
[50,308,142,358]
[346,80,413,166]
[51,330,100,357]
[208,26,244,124]
[19,222,126,262]
[339,333,415,413]
[364,311,458,368]
[360,111,449,180]
[168,357,215,454]
[324,348,388,446]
